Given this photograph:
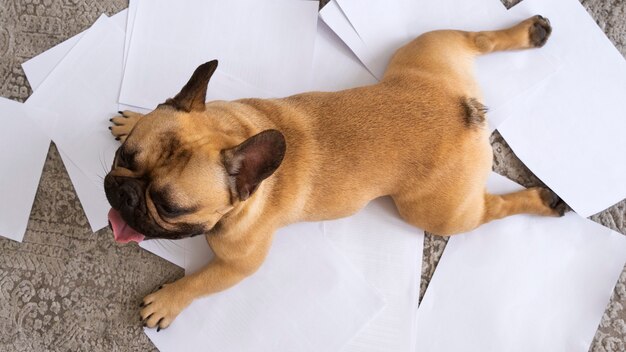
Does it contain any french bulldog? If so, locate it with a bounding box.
[104,15,562,330]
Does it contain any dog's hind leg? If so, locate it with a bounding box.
[392,186,567,236]
[463,15,553,54]
[384,15,552,80]
[481,187,567,224]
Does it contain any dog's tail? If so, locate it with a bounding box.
[460,97,488,128]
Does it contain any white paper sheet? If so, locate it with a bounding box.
[21,14,130,232]
[144,222,384,352]
[21,10,128,91]
[323,0,559,128]
[334,0,411,79]
[0,98,54,242]
[310,21,377,91]
[58,150,112,231]
[123,0,138,69]
[24,15,124,232]
[324,197,423,352]
[22,31,83,91]
[493,0,626,217]
[119,0,318,109]
[122,1,374,96]
[139,237,187,270]
[319,1,377,78]
[415,173,626,352]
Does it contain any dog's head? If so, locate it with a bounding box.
[104,61,286,242]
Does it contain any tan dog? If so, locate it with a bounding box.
[104,16,563,331]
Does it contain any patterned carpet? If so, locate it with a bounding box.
[0,0,624,351]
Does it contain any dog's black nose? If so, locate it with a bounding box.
[104,174,147,214]
[119,183,140,208]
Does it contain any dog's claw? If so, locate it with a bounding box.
[144,313,153,322]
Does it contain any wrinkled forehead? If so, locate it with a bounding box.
[126,110,181,145]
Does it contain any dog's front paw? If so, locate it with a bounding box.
[140,281,192,331]
[109,110,143,143]
[527,15,552,48]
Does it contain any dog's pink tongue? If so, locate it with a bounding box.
[108,208,145,243]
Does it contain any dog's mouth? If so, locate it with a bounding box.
[108,208,145,243]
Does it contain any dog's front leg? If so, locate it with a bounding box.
[139,230,274,331]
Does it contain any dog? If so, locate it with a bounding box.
[104,15,563,331]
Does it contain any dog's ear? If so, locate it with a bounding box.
[222,130,286,201]
[164,60,218,112]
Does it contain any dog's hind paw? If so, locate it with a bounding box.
[528,15,552,48]
[538,187,569,217]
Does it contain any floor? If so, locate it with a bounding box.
[0,0,624,351]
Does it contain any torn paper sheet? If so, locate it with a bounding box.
[0,98,54,242]
[144,222,384,352]
[324,197,423,352]
[494,0,626,217]
[415,172,626,352]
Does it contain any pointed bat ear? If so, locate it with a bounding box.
[222,130,286,201]
[163,60,218,112]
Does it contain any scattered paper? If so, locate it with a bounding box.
[0,98,54,242]
[415,173,626,352]
[24,15,124,232]
[493,0,626,217]
[335,0,410,79]
[144,222,384,352]
[59,150,112,231]
[324,197,423,352]
[21,32,82,91]
[310,21,377,91]
[319,1,378,78]
[21,13,131,232]
[119,0,318,109]
[22,10,128,91]
[123,1,138,69]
